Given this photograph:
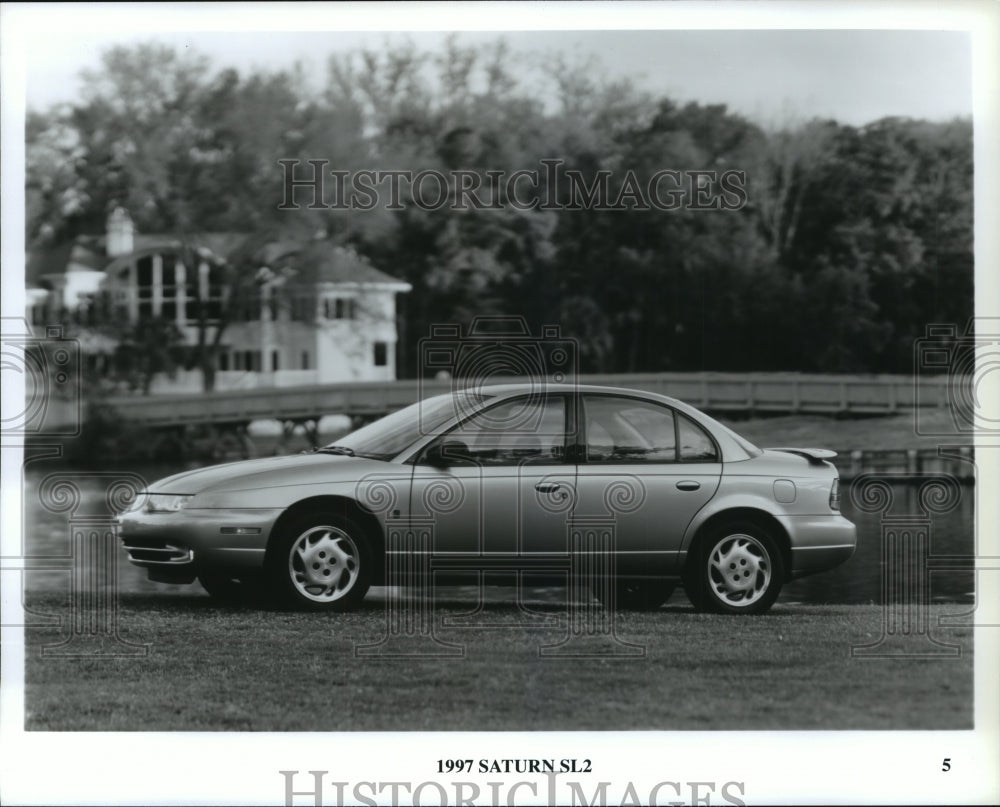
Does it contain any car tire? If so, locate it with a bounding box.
[267,511,371,611]
[607,581,675,611]
[684,522,784,615]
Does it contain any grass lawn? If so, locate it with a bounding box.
[23,588,973,732]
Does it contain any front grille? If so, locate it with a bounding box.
[121,537,193,564]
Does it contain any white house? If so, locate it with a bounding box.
[25,208,412,392]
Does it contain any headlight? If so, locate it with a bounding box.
[121,493,148,514]
[145,494,194,513]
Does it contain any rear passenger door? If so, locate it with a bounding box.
[573,394,721,576]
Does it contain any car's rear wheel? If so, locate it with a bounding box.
[267,512,371,611]
[684,523,784,614]
[608,581,675,611]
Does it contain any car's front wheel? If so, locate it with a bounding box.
[267,512,371,610]
[684,523,784,614]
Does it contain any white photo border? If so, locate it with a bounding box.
[1,2,997,804]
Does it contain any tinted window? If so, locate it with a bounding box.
[583,396,676,463]
[678,414,718,461]
[441,396,566,466]
[337,391,493,460]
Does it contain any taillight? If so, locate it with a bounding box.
[829,477,841,511]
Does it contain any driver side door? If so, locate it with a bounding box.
[409,394,575,561]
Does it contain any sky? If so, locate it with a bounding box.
[18,24,973,127]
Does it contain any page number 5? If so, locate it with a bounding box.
[941,758,951,772]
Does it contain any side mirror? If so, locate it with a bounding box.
[425,442,449,467]
[424,439,470,467]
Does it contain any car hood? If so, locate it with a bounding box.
[146,453,397,494]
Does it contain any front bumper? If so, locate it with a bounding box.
[118,507,283,583]
[777,513,858,578]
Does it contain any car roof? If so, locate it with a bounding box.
[469,382,682,405]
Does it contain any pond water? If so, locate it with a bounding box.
[19,460,976,605]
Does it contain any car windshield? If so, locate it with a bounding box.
[326,391,494,460]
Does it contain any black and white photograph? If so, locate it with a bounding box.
[1,1,998,805]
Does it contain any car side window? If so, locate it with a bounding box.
[678,413,718,461]
[435,396,567,466]
[583,395,676,463]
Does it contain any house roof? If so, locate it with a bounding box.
[27,231,409,290]
[295,242,410,287]
[75,232,248,259]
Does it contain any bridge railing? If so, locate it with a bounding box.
[103,372,952,428]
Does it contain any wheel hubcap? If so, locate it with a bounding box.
[288,526,360,602]
[707,533,771,607]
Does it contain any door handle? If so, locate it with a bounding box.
[535,482,568,501]
[676,480,701,491]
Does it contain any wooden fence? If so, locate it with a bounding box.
[103,372,952,428]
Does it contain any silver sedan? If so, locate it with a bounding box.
[118,384,856,614]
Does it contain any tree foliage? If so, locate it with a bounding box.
[27,40,973,376]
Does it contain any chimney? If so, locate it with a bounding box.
[106,207,134,257]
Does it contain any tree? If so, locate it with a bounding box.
[49,45,323,390]
[26,39,975,380]
[25,108,90,245]
[180,229,305,392]
[113,316,186,395]
[781,116,973,371]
